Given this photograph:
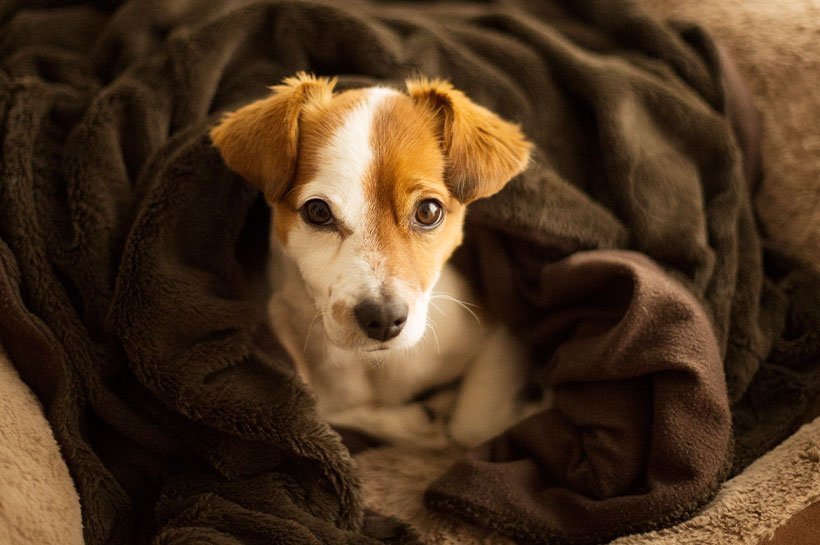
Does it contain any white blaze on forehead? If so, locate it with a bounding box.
[296,87,398,226]
[282,86,432,352]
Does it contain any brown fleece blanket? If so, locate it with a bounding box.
[426,250,730,543]
[354,416,820,545]
[0,1,817,545]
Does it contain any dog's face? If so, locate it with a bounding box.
[211,73,531,354]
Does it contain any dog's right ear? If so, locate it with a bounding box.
[209,72,336,202]
[406,78,531,204]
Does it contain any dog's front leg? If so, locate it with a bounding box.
[447,327,550,448]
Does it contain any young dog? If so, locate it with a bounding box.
[210,73,541,448]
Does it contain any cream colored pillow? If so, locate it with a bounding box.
[0,343,83,545]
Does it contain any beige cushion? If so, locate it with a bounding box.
[0,343,83,545]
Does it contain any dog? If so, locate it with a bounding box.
[210,73,544,448]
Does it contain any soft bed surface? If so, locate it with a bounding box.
[0,1,817,544]
[0,343,83,545]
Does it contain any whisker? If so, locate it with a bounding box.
[431,293,482,328]
[295,305,319,319]
[319,332,340,368]
[431,292,481,308]
[368,354,387,372]
[327,341,340,367]
[303,311,323,356]
[426,318,441,354]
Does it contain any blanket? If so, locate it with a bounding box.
[640,0,820,270]
[354,416,820,545]
[0,1,817,544]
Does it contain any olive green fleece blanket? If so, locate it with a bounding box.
[0,1,817,545]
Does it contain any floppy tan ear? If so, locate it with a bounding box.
[209,72,336,202]
[406,78,532,203]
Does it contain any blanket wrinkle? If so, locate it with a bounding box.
[427,250,731,544]
[0,1,817,544]
[352,415,820,545]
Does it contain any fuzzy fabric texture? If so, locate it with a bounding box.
[610,417,820,545]
[0,1,817,545]
[760,502,820,545]
[639,0,820,273]
[355,416,820,545]
[638,0,820,477]
[425,250,731,543]
[0,343,84,545]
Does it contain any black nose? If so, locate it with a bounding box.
[354,297,408,341]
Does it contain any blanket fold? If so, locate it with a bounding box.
[1,1,817,544]
[427,250,730,543]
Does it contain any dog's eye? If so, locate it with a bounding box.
[301,199,334,226]
[414,199,444,228]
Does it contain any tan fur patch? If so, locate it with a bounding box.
[210,72,336,201]
[331,300,348,325]
[366,94,467,292]
[405,78,533,203]
[272,89,370,244]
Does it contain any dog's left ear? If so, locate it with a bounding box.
[210,72,336,202]
[406,78,532,203]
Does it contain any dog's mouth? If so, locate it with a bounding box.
[323,321,420,356]
[321,323,400,353]
[363,345,391,352]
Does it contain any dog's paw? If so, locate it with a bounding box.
[447,385,554,449]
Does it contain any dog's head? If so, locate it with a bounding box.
[211,73,531,353]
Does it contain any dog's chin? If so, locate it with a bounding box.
[326,334,421,356]
[322,325,426,359]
